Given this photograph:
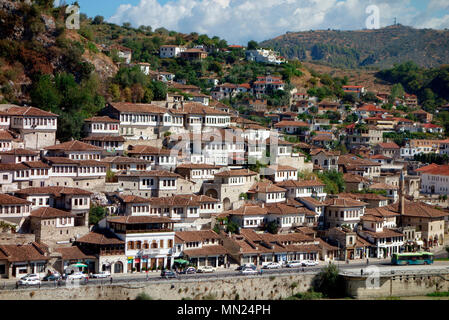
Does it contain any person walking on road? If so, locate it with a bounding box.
[110,276,113,284]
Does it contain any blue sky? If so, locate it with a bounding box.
[64,0,449,44]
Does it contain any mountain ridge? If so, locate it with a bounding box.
[260,25,449,69]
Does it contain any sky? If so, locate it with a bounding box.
[65,0,449,45]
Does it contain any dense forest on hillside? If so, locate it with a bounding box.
[260,25,449,69]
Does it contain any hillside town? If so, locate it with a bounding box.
[1,11,449,283]
[1,53,448,280]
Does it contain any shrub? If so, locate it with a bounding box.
[135,292,152,300]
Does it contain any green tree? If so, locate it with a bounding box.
[89,206,107,225]
[313,263,345,298]
[247,40,258,50]
[265,221,279,234]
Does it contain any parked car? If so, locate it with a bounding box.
[262,262,281,269]
[286,261,302,268]
[43,273,61,281]
[185,267,196,274]
[18,274,41,286]
[197,266,216,273]
[240,268,258,275]
[161,270,177,279]
[92,271,111,278]
[178,267,196,274]
[302,260,319,267]
[66,272,88,280]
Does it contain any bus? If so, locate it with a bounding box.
[391,252,434,265]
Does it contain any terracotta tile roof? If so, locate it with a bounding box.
[365,206,399,218]
[225,204,268,216]
[0,194,31,205]
[275,179,325,188]
[214,169,257,177]
[310,149,340,156]
[419,165,449,176]
[109,102,167,114]
[343,173,369,183]
[0,130,13,140]
[0,148,38,155]
[362,228,404,239]
[76,230,124,245]
[45,140,103,152]
[174,102,229,115]
[54,246,96,260]
[266,165,297,171]
[369,183,399,190]
[127,145,171,156]
[339,193,389,201]
[250,180,286,193]
[30,207,75,218]
[175,230,220,243]
[15,186,92,196]
[43,157,79,165]
[0,242,49,262]
[103,156,150,164]
[265,203,308,215]
[376,142,400,149]
[148,194,219,206]
[23,161,50,169]
[338,155,381,167]
[84,116,120,123]
[300,197,326,207]
[77,160,107,167]
[0,163,28,171]
[385,200,447,218]
[107,216,175,224]
[324,198,367,207]
[6,106,58,117]
[360,214,384,222]
[274,120,310,128]
[120,195,151,203]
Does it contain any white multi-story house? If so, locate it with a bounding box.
[44,140,103,161]
[0,148,39,164]
[253,76,285,96]
[420,165,449,195]
[311,150,340,172]
[0,193,31,229]
[103,156,152,172]
[358,215,404,258]
[246,49,285,65]
[261,165,298,183]
[81,136,125,154]
[159,45,186,58]
[0,130,13,152]
[324,198,367,231]
[127,145,177,169]
[106,216,176,271]
[6,106,58,150]
[276,179,327,201]
[249,180,287,204]
[84,116,120,137]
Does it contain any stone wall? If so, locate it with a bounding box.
[344,273,449,299]
[0,273,315,300]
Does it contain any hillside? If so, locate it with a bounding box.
[260,25,449,69]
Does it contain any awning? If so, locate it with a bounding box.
[174,259,189,265]
[69,263,88,268]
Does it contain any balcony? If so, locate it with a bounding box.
[100,249,125,256]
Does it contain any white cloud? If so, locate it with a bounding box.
[107,0,449,44]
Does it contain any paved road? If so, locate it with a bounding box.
[4,260,449,292]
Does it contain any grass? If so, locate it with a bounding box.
[434,258,449,261]
[427,291,449,297]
